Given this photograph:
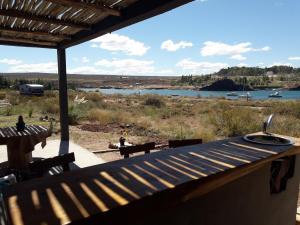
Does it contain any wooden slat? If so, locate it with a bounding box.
[0,0,192,49]
[0,36,57,47]
[46,0,121,16]
[0,27,71,40]
[0,9,90,30]
[60,0,194,48]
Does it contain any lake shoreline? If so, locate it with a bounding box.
[80,87,300,100]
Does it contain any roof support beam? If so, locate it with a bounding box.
[0,9,90,30]
[0,40,57,49]
[47,0,121,17]
[0,27,71,40]
[0,36,57,47]
[57,48,69,141]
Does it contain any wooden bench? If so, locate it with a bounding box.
[119,142,155,158]
[28,152,75,177]
[168,139,202,148]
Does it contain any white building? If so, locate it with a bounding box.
[19,84,44,96]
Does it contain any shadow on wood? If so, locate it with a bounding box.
[168,139,202,148]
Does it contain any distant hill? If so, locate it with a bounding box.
[214,66,300,77]
[200,79,253,91]
[0,72,178,89]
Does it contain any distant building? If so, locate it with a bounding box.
[266,71,277,78]
[19,84,44,96]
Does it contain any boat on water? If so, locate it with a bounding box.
[239,92,252,99]
[226,92,238,96]
[269,91,282,98]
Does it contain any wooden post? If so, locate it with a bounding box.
[57,48,69,141]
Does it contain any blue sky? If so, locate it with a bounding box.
[0,0,300,76]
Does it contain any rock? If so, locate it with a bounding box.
[200,79,253,91]
[289,86,300,91]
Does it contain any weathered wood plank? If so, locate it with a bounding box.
[0,35,57,46]
[0,8,90,30]
[0,26,70,39]
[47,0,121,16]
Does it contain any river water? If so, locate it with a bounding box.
[80,88,300,100]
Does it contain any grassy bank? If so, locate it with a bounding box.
[1,90,300,149]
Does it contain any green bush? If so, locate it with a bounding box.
[28,107,33,118]
[68,105,82,125]
[4,106,13,116]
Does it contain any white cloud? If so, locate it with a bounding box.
[161,40,193,52]
[69,59,175,76]
[0,58,22,65]
[288,56,300,61]
[155,69,174,75]
[81,57,89,63]
[72,57,79,62]
[8,62,57,73]
[176,58,228,74]
[261,46,271,51]
[94,59,154,75]
[230,54,246,61]
[68,66,99,74]
[69,59,154,75]
[201,41,271,60]
[90,33,150,56]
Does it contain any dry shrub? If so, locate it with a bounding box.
[210,104,261,137]
[268,115,300,137]
[86,92,103,102]
[268,101,300,119]
[6,92,19,105]
[192,126,217,143]
[41,99,60,115]
[144,95,165,108]
[0,92,6,99]
[44,91,58,98]
[135,117,152,130]
[87,109,130,125]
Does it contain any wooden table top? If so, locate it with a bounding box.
[3,134,300,225]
